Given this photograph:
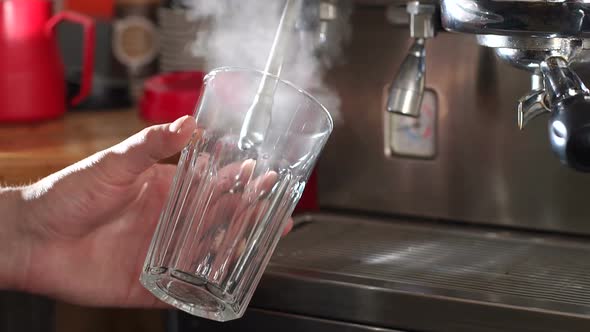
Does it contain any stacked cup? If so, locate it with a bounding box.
[158,7,208,72]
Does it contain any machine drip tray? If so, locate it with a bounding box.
[251,212,590,332]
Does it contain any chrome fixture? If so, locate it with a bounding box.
[441,0,590,171]
[440,0,590,37]
[386,1,436,117]
[296,0,352,65]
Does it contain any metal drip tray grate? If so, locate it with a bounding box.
[253,213,590,331]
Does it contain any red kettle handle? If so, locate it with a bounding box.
[46,12,96,106]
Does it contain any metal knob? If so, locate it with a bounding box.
[541,57,590,171]
[296,0,352,65]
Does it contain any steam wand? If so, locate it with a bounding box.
[238,0,303,150]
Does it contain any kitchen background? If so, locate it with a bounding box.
[1,1,326,330]
[2,0,217,331]
[5,0,590,331]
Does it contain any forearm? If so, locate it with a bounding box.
[0,187,30,291]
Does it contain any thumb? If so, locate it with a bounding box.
[100,116,197,180]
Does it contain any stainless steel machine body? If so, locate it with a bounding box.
[440,0,590,170]
[319,6,590,236]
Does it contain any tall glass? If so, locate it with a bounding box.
[140,67,333,321]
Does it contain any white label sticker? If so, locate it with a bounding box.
[386,89,437,159]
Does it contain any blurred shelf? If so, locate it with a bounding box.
[0,109,145,186]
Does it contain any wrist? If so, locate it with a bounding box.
[0,187,31,291]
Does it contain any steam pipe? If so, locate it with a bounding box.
[238,0,303,151]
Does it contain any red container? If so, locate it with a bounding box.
[0,0,95,122]
[64,0,114,19]
[140,71,206,124]
[294,169,319,214]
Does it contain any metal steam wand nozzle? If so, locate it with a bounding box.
[238,0,303,151]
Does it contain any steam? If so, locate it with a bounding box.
[181,0,352,122]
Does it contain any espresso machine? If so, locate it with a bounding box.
[170,1,590,331]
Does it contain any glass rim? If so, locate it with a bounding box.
[204,66,334,130]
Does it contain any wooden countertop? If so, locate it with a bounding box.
[0,109,164,332]
[0,109,146,186]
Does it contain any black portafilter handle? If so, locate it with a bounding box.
[542,57,590,172]
[548,96,590,172]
